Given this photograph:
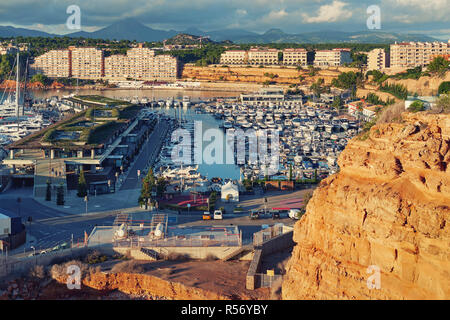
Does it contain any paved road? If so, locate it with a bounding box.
[121,120,169,190]
[0,188,117,256]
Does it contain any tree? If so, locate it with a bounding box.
[289,165,293,181]
[331,95,343,110]
[77,170,88,198]
[139,169,155,208]
[438,81,450,95]
[45,180,52,201]
[427,56,450,77]
[407,100,426,113]
[156,177,167,197]
[434,94,450,113]
[56,183,65,206]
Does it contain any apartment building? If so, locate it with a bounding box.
[282,48,308,66]
[32,49,71,77]
[104,54,130,79]
[220,50,248,65]
[32,44,179,81]
[367,48,389,71]
[104,46,178,81]
[390,41,450,68]
[70,47,105,79]
[248,48,279,65]
[314,48,352,68]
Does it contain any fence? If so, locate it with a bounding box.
[255,273,283,288]
[114,233,242,248]
[253,224,284,246]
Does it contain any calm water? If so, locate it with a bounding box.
[156,106,242,180]
[29,89,242,180]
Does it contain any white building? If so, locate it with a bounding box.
[314,48,352,68]
[221,181,239,202]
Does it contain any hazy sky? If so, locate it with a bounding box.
[0,0,449,38]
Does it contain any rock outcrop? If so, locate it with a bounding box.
[283,113,450,300]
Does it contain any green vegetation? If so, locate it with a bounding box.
[366,70,389,83]
[379,83,408,100]
[407,100,426,113]
[87,121,126,145]
[75,95,131,106]
[264,72,279,79]
[427,56,450,77]
[434,94,450,113]
[138,169,156,208]
[30,73,51,85]
[365,92,395,106]
[56,183,65,206]
[77,170,87,198]
[45,180,51,201]
[331,71,363,90]
[438,81,450,95]
[390,66,426,80]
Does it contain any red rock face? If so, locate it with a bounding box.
[283,113,450,300]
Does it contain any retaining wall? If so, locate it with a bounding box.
[246,230,294,290]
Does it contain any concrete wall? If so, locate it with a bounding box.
[114,246,240,260]
[0,247,88,280]
[246,231,294,290]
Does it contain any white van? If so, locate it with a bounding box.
[213,210,223,220]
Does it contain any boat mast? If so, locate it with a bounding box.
[16,51,20,131]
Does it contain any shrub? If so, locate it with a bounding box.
[438,81,450,95]
[407,100,426,113]
[203,254,218,261]
[85,250,108,264]
[166,252,191,261]
[110,260,145,274]
[29,265,46,279]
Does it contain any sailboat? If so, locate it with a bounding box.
[0,52,24,119]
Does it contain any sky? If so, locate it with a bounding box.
[0,0,449,39]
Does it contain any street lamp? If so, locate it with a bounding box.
[84,195,88,214]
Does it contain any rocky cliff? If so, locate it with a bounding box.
[283,112,450,300]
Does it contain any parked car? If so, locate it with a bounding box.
[250,210,260,220]
[213,210,223,220]
[202,212,212,220]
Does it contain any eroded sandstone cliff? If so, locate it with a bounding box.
[283,112,450,300]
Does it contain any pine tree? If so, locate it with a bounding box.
[139,169,155,208]
[56,183,65,206]
[45,180,52,201]
[77,170,87,198]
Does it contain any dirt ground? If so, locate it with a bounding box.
[103,259,270,300]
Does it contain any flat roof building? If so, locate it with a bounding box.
[283,48,308,66]
[314,48,352,68]
[390,41,450,68]
[248,48,279,65]
[367,48,389,71]
[220,50,248,65]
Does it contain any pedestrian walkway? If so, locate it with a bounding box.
[33,188,143,215]
[121,120,169,190]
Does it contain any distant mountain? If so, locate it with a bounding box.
[0,20,439,44]
[225,29,438,44]
[68,18,177,42]
[0,25,54,38]
[165,33,214,45]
